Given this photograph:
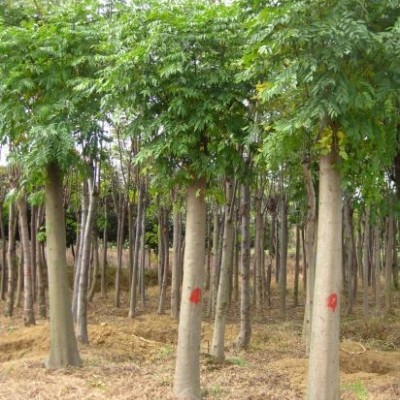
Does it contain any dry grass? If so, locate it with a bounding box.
[0,281,400,399]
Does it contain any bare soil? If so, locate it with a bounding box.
[1,284,399,400]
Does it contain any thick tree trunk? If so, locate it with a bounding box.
[174,178,206,399]
[171,200,182,319]
[211,178,235,362]
[301,159,317,354]
[306,148,342,400]
[44,163,81,368]
[5,202,17,317]
[234,182,251,348]
[16,194,36,326]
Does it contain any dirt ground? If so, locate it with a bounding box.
[0,285,399,400]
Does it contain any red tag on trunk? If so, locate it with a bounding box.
[327,293,338,312]
[189,287,202,304]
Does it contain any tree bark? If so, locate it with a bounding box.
[385,213,394,313]
[211,178,235,362]
[44,162,81,368]
[306,147,342,400]
[301,158,317,354]
[5,202,17,317]
[0,202,6,301]
[234,182,251,348]
[279,194,288,319]
[208,205,220,317]
[373,224,381,316]
[101,197,108,298]
[174,178,206,399]
[294,224,300,307]
[171,197,182,319]
[77,177,98,344]
[362,208,370,318]
[16,194,36,326]
[158,207,170,315]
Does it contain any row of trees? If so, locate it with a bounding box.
[0,1,399,399]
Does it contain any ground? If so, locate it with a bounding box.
[0,285,399,400]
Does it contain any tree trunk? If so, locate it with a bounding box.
[37,205,47,318]
[385,213,394,313]
[211,178,235,362]
[101,197,108,298]
[373,224,381,316]
[114,196,126,308]
[279,195,288,319]
[171,198,182,319]
[77,177,98,344]
[72,182,89,322]
[158,207,170,315]
[15,249,23,308]
[362,208,371,318]
[0,202,6,301]
[208,205,221,318]
[5,202,17,317]
[343,195,356,314]
[301,159,317,354]
[30,205,37,302]
[88,233,99,302]
[306,148,342,400]
[234,182,251,348]
[254,189,263,311]
[16,194,36,326]
[128,180,145,317]
[174,178,206,399]
[294,224,300,307]
[44,163,81,368]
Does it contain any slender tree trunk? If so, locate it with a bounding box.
[114,197,126,308]
[208,205,220,317]
[234,182,251,348]
[15,250,23,308]
[294,224,300,307]
[301,159,317,354]
[77,178,98,344]
[158,207,170,315]
[343,196,356,314]
[363,208,370,318]
[37,205,47,318]
[373,224,381,316]
[16,194,36,326]
[279,195,288,319]
[88,233,99,302]
[254,190,263,311]
[0,202,6,300]
[385,213,394,313]
[211,178,234,362]
[174,178,206,399]
[306,147,342,400]
[128,180,145,317]
[139,209,146,309]
[30,205,37,302]
[44,163,81,368]
[5,202,17,317]
[101,198,108,298]
[72,183,89,322]
[171,198,182,319]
